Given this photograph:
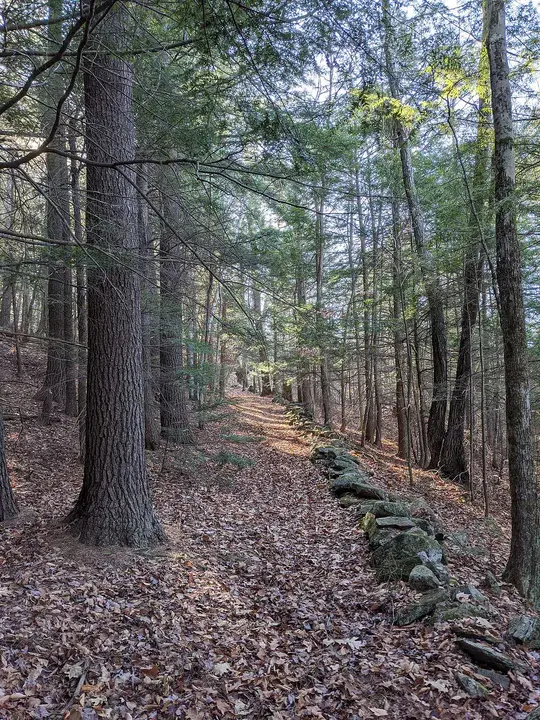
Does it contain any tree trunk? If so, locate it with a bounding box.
[63,269,78,416]
[413,308,428,467]
[440,9,491,482]
[383,0,447,466]
[0,411,18,521]
[347,208,364,429]
[315,196,332,426]
[440,253,484,482]
[42,0,69,411]
[369,178,382,448]
[11,285,23,375]
[487,0,539,599]
[197,270,215,426]
[66,2,165,547]
[159,179,193,443]
[296,271,314,419]
[138,165,160,450]
[0,284,11,328]
[355,168,375,442]
[69,127,87,459]
[253,287,272,396]
[219,290,228,400]
[392,200,407,459]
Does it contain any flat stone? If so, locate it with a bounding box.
[476,668,510,690]
[433,602,491,623]
[395,588,448,625]
[310,446,343,462]
[372,531,446,582]
[368,527,404,551]
[356,500,411,519]
[362,514,416,550]
[328,458,360,473]
[328,465,371,480]
[454,671,488,698]
[376,516,416,530]
[409,565,440,591]
[507,615,540,649]
[331,475,387,500]
[335,452,359,465]
[456,639,517,673]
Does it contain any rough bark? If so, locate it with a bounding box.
[0,411,18,522]
[69,128,87,458]
[159,179,193,443]
[63,270,78,416]
[439,253,485,482]
[42,0,69,410]
[0,284,11,328]
[138,165,160,450]
[66,3,165,547]
[487,0,539,599]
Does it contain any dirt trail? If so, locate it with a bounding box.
[0,375,535,719]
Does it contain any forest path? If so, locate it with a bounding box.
[150,391,388,716]
[2,380,525,719]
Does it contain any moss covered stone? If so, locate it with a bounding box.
[372,530,446,582]
[331,475,388,500]
[395,588,448,625]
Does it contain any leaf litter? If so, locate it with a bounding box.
[0,340,539,719]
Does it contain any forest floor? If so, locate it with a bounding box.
[0,339,539,720]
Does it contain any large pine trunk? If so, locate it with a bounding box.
[487,0,539,599]
[66,3,164,547]
[0,411,18,522]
